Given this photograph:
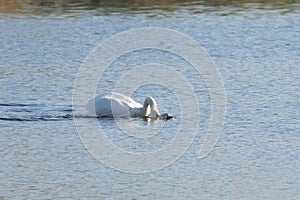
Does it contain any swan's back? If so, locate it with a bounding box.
[86,92,142,117]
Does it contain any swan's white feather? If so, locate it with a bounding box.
[86,92,143,117]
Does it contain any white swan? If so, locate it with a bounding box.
[86,92,172,119]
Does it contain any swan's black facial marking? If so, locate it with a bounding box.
[160,113,173,120]
[143,113,172,121]
[165,115,173,120]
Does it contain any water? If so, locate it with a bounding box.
[1,1,299,199]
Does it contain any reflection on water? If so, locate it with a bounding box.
[0,0,298,15]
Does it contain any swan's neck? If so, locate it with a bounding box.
[142,96,160,118]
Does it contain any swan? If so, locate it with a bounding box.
[86,92,172,120]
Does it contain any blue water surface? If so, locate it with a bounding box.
[0,1,299,199]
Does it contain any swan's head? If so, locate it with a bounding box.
[159,113,173,120]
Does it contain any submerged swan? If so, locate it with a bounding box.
[86,92,172,120]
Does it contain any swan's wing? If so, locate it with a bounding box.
[110,92,142,108]
[124,98,143,108]
[103,92,142,109]
[86,92,142,117]
[86,96,114,116]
